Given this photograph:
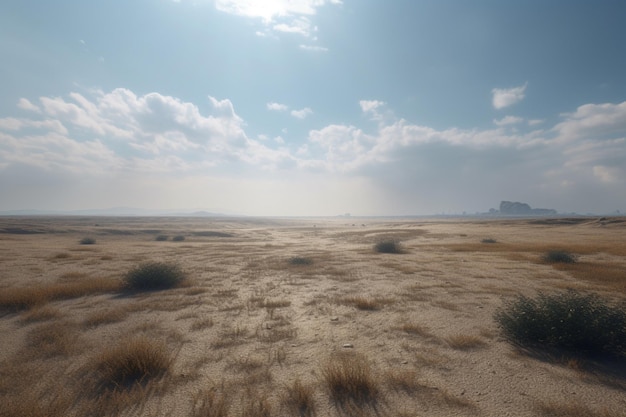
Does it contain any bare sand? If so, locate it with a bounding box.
[0,216,625,416]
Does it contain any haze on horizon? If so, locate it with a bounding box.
[1,1,625,216]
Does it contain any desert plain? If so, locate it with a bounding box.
[0,215,625,417]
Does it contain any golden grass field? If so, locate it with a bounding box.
[0,215,625,417]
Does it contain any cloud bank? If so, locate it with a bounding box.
[1,88,625,215]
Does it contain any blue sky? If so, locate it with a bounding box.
[1,0,625,215]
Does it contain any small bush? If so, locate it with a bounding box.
[80,237,96,245]
[374,239,403,254]
[495,290,626,358]
[481,238,497,244]
[543,250,577,264]
[123,262,187,291]
[288,256,313,266]
[155,235,168,241]
[172,235,186,242]
[95,337,171,391]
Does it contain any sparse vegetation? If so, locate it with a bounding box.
[282,379,316,417]
[172,235,186,242]
[288,256,313,266]
[321,352,380,408]
[123,262,187,292]
[80,237,96,245]
[495,290,626,358]
[481,238,497,244]
[543,250,578,264]
[94,337,171,391]
[155,234,169,241]
[374,239,403,254]
[0,278,122,311]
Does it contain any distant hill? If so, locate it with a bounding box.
[498,201,557,216]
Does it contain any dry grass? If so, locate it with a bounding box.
[552,261,626,293]
[192,389,230,417]
[0,391,72,417]
[396,322,434,338]
[20,305,62,322]
[339,296,393,311]
[0,278,122,311]
[191,317,215,331]
[321,351,381,408]
[282,379,316,417]
[384,369,423,394]
[93,336,171,391]
[25,321,80,358]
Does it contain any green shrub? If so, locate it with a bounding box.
[374,239,403,254]
[123,262,187,291]
[288,256,313,266]
[80,237,96,245]
[543,250,577,264]
[155,235,168,241]
[495,290,626,358]
[172,235,185,242]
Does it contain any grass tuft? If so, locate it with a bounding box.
[543,250,578,264]
[374,239,403,254]
[123,262,187,292]
[481,238,497,244]
[155,235,168,241]
[282,379,316,417]
[288,256,313,266]
[172,235,186,242]
[495,290,626,358]
[321,352,380,408]
[80,237,96,245]
[94,337,171,391]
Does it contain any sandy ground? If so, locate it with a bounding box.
[0,215,625,416]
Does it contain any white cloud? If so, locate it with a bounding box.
[492,83,528,109]
[17,98,41,113]
[214,0,341,38]
[493,115,523,126]
[554,101,626,141]
[299,44,328,52]
[3,91,625,215]
[290,107,313,119]
[267,102,288,112]
[359,100,385,113]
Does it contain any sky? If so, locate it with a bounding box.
[1,0,625,216]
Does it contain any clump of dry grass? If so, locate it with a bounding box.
[384,369,423,394]
[396,322,433,338]
[321,352,380,408]
[282,379,316,417]
[0,278,122,312]
[258,298,292,309]
[93,337,171,391]
[340,296,392,311]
